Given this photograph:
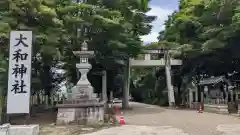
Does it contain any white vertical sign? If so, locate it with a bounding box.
[7,31,32,114]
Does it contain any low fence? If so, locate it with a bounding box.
[204,98,228,105]
[1,94,63,108]
[30,94,63,106]
[189,98,228,109]
[0,95,66,124]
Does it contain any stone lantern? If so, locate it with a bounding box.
[56,41,104,125]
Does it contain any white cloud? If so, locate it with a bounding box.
[141,6,174,43]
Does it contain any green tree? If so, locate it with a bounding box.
[157,0,240,104]
[0,0,155,109]
[132,0,240,106]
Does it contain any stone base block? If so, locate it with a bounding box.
[190,102,198,109]
[56,107,104,125]
[204,104,228,114]
[9,125,39,135]
[0,124,39,135]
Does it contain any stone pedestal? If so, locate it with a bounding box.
[0,124,39,135]
[56,83,104,125]
[0,124,9,135]
[56,42,104,125]
[9,125,39,135]
[56,104,104,125]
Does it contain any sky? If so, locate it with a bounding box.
[141,0,179,44]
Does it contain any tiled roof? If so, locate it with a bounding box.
[199,76,225,85]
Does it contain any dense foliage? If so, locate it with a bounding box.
[132,0,240,106]
[0,0,155,99]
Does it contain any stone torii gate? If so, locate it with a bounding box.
[122,48,182,108]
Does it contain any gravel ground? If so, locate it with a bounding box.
[40,102,240,135]
[88,102,240,135]
[84,125,188,135]
[125,102,240,135]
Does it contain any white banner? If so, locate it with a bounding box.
[7,31,32,114]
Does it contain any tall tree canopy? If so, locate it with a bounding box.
[158,0,240,77]
[0,0,155,96]
[131,0,240,105]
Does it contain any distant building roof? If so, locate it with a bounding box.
[144,46,165,50]
[199,76,231,86]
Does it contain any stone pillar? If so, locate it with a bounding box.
[195,90,198,102]
[204,86,208,103]
[102,71,107,110]
[165,51,175,107]
[225,84,229,103]
[221,92,224,101]
[225,92,228,103]
[110,91,113,102]
[102,71,107,102]
[144,54,151,60]
[122,59,130,109]
[189,89,193,108]
[201,92,204,102]
[230,90,234,102]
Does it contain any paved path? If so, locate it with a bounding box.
[84,125,188,135]
[87,102,240,135]
[217,124,240,135]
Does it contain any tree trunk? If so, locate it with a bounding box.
[154,78,159,93]
[42,64,52,105]
[176,77,183,106]
[37,93,41,104]
[165,52,175,107]
[0,86,4,124]
[122,60,130,109]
